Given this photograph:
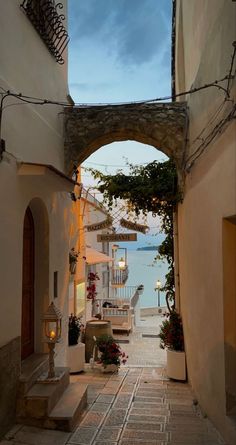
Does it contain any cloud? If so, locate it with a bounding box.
[69,0,172,67]
[69,39,170,104]
[70,81,117,91]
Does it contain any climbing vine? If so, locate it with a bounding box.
[89,159,181,311]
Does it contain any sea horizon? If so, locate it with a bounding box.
[126,250,168,308]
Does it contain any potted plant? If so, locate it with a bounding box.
[69,248,79,274]
[95,334,128,373]
[158,310,186,381]
[67,314,85,373]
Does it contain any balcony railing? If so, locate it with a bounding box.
[116,285,143,308]
[21,0,69,64]
[111,266,129,286]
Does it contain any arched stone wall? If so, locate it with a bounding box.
[64,102,188,177]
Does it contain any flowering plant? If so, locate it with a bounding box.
[87,272,100,301]
[95,335,128,368]
[68,314,84,346]
[87,272,100,281]
[158,310,184,351]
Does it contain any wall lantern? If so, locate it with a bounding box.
[42,302,62,379]
[118,257,126,269]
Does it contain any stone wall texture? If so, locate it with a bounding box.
[0,337,20,439]
[64,102,188,175]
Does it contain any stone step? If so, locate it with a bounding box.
[17,367,70,419]
[17,382,87,432]
[19,353,49,395]
[47,382,88,431]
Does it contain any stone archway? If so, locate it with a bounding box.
[64,102,188,180]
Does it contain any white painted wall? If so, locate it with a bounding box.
[0,0,69,169]
[0,0,74,367]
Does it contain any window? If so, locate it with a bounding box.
[76,282,86,316]
[21,0,69,64]
[102,241,109,255]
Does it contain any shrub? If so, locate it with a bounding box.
[158,310,184,351]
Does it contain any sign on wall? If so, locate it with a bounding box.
[97,233,137,242]
[120,218,149,234]
[85,217,113,232]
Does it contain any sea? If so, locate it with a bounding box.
[126,250,168,308]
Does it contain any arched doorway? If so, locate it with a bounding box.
[21,199,49,360]
[21,207,35,360]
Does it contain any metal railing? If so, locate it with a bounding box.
[21,0,69,64]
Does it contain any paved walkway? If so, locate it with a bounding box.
[114,314,166,367]
[0,316,226,445]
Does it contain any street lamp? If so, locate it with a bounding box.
[155,279,161,307]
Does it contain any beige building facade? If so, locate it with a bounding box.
[175,1,236,444]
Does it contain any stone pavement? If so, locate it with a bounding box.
[0,316,226,445]
[1,367,225,445]
[114,314,167,367]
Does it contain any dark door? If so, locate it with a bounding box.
[21,207,35,360]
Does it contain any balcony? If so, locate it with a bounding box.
[111,266,129,287]
[21,0,69,64]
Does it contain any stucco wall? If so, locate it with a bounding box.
[0,1,75,436]
[0,0,69,170]
[0,154,77,353]
[176,1,236,444]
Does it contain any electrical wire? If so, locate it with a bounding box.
[0,69,234,110]
[0,42,235,173]
[81,161,151,168]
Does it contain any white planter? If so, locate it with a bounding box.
[67,343,85,373]
[167,349,186,381]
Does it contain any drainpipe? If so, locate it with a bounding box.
[173,209,180,312]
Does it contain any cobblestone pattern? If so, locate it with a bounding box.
[64,102,188,175]
[2,367,226,445]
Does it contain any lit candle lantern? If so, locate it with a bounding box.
[42,302,62,343]
[42,302,62,379]
[49,330,56,340]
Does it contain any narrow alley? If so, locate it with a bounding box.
[0,317,225,445]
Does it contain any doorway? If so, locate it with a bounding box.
[21,206,35,360]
